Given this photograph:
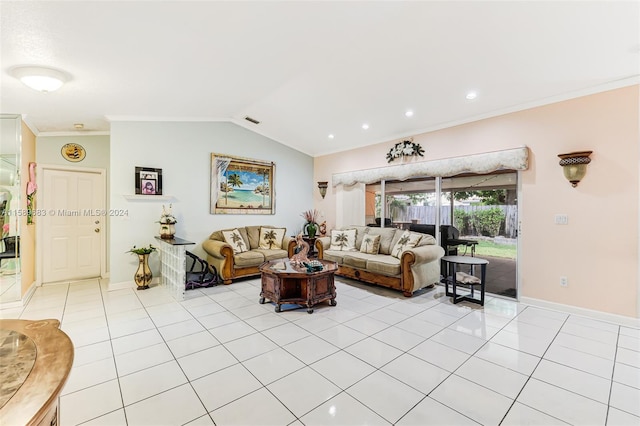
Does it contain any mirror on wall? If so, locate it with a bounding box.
[0,114,21,304]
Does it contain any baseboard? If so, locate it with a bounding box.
[22,281,36,306]
[0,298,24,309]
[0,281,37,309]
[106,277,161,292]
[520,296,640,328]
[106,280,136,291]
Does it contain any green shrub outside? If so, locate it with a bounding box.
[454,207,505,237]
[453,209,470,234]
[471,207,504,237]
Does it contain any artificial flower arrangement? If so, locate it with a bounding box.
[126,244,157,255]
[386,139,425,163]
[159,204,177,224]
[301,209,321,237]
[301,209,320,225]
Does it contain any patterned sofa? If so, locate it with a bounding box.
[202,225,295,284]
[316,225,444,297]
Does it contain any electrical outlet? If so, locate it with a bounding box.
[560,276,568,287]
[555,214,568,225]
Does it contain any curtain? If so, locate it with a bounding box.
[332,147,529,187]
[336,183,365,228]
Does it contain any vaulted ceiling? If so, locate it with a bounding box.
[1,1,638,156]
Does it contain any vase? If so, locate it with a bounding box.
[305,222,317,238]
[134,254,152,290]
[160,223,175,239]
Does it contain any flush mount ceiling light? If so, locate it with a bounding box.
[405,110,414,117]
[362,123,370,130]
[11,65,69,92]
[465,91,477,100]
[328,134,335,139]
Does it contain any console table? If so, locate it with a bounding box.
[155,236,195,301]
[0,319,73,426]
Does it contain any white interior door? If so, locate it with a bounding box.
[41,168,104,283]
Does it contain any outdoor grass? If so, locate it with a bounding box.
[468,239,517,259]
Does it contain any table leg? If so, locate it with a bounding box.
[452,263,458,304]
[480,264,486,306]
[445,261,453,296]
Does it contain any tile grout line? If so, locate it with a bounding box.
[19,277,638,425]
[497,306,571,425]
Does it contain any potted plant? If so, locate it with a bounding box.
[127,244,157,290]
[158,204,177,239]
[301,209,320,238]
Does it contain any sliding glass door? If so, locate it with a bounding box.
[364,170,518,298]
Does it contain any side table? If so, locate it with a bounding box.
[442,255,489,306]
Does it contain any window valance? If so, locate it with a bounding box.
[332,147,529,187]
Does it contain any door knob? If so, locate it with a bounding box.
[95,228,100,233]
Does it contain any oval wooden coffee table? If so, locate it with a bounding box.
[0,319,74,426]
[259,258,338,313]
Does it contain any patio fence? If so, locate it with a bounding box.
[400,205,518,238]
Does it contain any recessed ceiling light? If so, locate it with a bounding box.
[328,134,334,139]
[362,123,369,130]
[466,91,477,100]
[405,110,414,117]
[11,65,68,92]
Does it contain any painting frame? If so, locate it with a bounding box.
[210,153,275,215]
[135,167,163,195]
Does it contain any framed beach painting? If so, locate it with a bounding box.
[210,153,275,215]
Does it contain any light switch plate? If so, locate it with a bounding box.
[555,214,568,225]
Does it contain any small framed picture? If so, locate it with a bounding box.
[135,167,163,195]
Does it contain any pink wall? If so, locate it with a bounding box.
[314,86,639,318]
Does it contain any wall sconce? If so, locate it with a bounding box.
[558,151,592,187]
[317,181,328,199]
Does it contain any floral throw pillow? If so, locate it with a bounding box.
[329,229,357,251]
[391,230,422,258]
[222,229,248,254]
[360,234,381,254]
[258,227,286,250]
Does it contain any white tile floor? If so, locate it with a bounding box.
[2,277,639,426]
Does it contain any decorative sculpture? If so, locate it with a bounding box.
[319,221,327,236]
[159,204,177,239]
[290,233,310,266]
[26,162,37,224]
